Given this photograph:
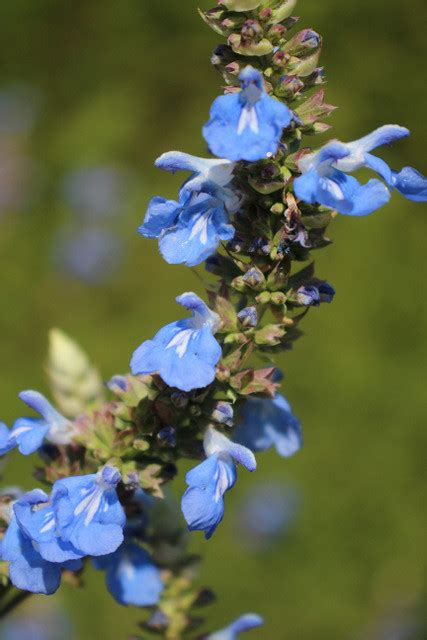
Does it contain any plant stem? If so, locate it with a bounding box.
[0,590,31,619]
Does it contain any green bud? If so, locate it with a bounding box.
[270,291,287,305]
[222,0,262,9]
[282,29,322,58]
[224,332,249,344]
[228,32,273,56]
[47,328,105,418]
[216,365,231,382]
[267,0,298,26]
[255,291,272,304]
[133,438,150,452]
[270,202,285,215]
[231,275,247,292]
[288,50,321,76]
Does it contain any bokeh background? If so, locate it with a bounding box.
[0,0,426,638]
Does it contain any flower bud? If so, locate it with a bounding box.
[283,29,322,57]
[212,401,234,427]
[276,74,304,98]
[157,426,177,448]
[237,306,258,328]
[222,0,261,10]
[241,19,263,44]
[255,291,272,304]
[47,328,105,418]
[270,292,287,305]
[242,267,266,290]
[266,0,298,26]
[270,202,285,215]
[170,391,189,409]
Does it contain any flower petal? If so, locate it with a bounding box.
[138,196,181,239]
[391,166,427,202]
[352,124,409,153]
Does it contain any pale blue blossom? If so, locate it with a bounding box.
[0,391,74,456]
[181,427,256,538]
[130,292,222,392]
[295,125,427,214]
[203,66,292,161]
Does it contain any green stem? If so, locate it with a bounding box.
[0,590,31,619]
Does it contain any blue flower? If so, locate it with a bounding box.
[51,466,126,556]
[234,394,302,458]
[93,541,164,607]
[207,614,264,639]
[203,66,292,162]
[181,427,256,539]
[13,489,82,563]
[294,125,427,214]
[139,152,238,267]
[0,391,74,456]
[1,491,82,595]
[130,292,222,392]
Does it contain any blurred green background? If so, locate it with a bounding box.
[0,0,426,638]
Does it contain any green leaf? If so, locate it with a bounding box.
[255,324,286,345]
[215,295,239,332]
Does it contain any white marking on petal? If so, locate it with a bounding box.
[237,106,259,135]
[39,516,56,534]
[10,426,33,439]
[214,463,230,502]
[74,487,104,526]
[189,213,210,245]
[325,179,345,201]
[166,329,194,358]
[119,555,135,580]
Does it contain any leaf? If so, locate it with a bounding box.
[222,341,254,372]
[230,366,278,396]
[295,90,336,125]
[255,324,286,346]
[215,296,239,332]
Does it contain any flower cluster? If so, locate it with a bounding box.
[0,0,425,638]
[0,465,163,604]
